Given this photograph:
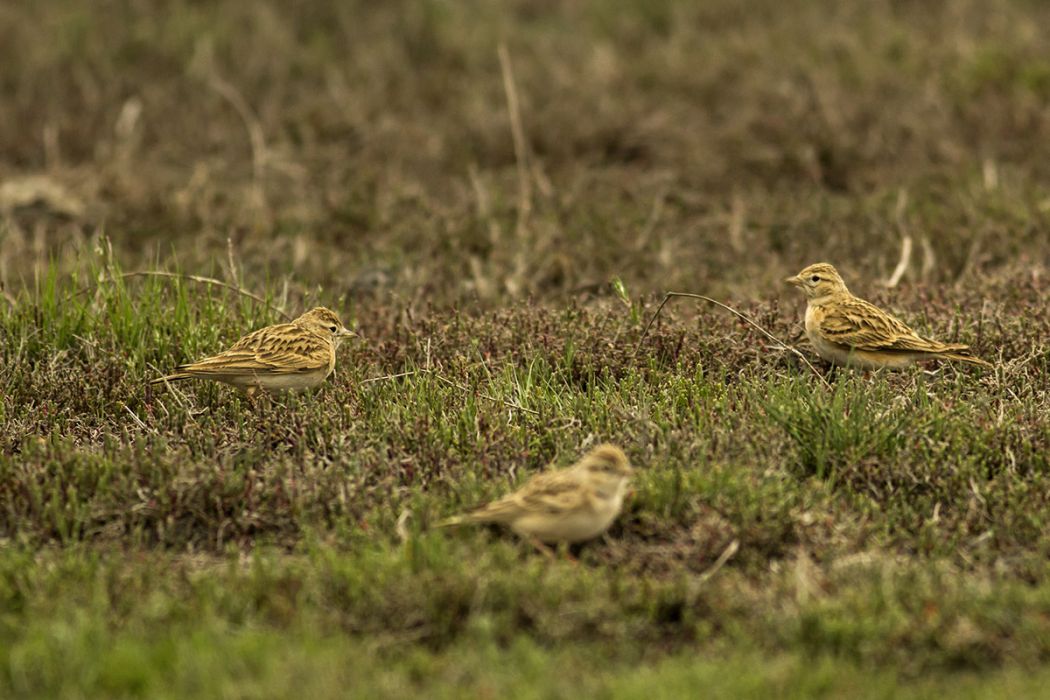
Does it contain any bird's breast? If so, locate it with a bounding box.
[803,303,823,338]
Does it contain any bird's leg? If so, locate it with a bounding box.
[561,542,580,565]
[527,537,557,559]
[245,387,277,411]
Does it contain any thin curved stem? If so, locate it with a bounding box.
[72,270,292,321]
[634,291,831,389]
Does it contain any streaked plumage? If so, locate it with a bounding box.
[438,444,634,545]
[150,307,355,394]
[786,263,991,370]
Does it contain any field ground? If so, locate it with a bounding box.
[2,1,1050,697]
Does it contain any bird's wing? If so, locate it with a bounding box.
[818,297,956,353]
[465,470,589,524]
[515,471,591,514]
[225,324,290,352]
[179,325,330,376]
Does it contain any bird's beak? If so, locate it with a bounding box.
[339,327,357,338]
[785,275,803,288]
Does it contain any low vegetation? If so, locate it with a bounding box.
[2,0,1049,696]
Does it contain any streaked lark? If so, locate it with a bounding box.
[786,262,991,370]
[151,307,355,395]
[438,444,634,548]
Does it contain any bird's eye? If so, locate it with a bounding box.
[810,275,820,283]
[329,325,338,332]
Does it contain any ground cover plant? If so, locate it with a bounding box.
[2,0,1049,697]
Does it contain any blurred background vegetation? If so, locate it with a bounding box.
[2,0,1049,303]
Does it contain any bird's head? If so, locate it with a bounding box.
[578,444,634,486]
[296,307,356,345]
[785,262,849,300]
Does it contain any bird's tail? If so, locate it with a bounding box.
[435,514,475,529]
[939,352,993,368]
[149,372,192,386]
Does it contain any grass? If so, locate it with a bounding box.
[2,0,1050,697]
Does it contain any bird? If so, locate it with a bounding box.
[150,307,356,395]
[785,262,991,370]
[437,444,634,553]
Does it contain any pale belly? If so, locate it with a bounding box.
[226,368,331,392]
[510,497,623,544]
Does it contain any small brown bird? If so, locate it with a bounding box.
[151,307,355,395]
[437,444,634,549]
[786,263,991,370]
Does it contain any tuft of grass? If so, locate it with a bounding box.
[764,376,912,481]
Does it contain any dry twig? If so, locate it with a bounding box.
[72,270,291,320]
[885,235,913,289]
[634,292,831,388]
[498,43,532,237]
[885,188,912,288]
[208,74,268,195]
[697,539,739,584]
